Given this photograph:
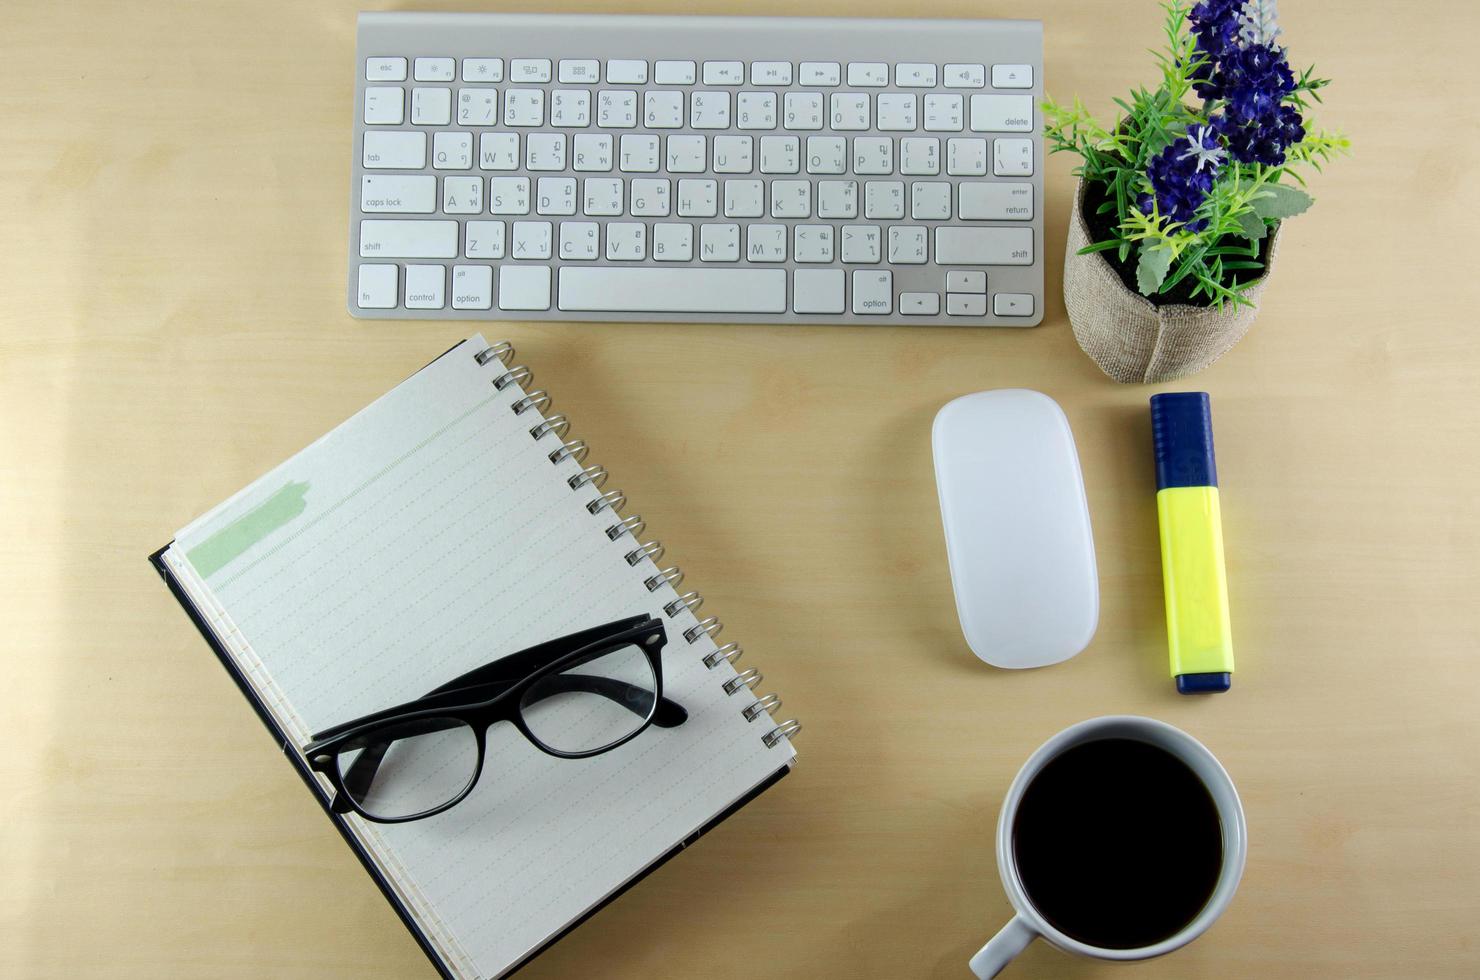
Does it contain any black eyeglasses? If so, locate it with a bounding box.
[303,615,687,823]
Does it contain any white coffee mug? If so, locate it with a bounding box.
[970,716,1247,978]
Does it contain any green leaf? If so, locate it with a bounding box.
[1235,209,1268,241]
[1136,245,1174,295]
[1251,183,1314,220]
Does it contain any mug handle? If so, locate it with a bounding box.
[968,915,1038,978]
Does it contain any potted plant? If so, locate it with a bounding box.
[1044,0,1348,383]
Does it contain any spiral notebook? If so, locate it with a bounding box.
[149,335,799,979]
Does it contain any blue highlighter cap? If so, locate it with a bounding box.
[1150,392,1218,490]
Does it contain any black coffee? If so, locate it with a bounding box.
[1012,738,1222,950]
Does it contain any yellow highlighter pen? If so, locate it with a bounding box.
[1151,392,1234,694]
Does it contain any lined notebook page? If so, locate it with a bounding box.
[163,336,794,978]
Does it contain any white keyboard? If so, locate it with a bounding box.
[349,12,1043,326]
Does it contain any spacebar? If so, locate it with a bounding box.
[558,268,787,314]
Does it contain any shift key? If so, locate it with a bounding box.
[934,227,1033,265]
[359,220,458,258]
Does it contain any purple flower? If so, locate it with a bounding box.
[1144,124,1226,231]
[1185,1,1304,167]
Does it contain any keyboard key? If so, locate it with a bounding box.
[573,133,613,171]
[597,89,638,128]
[841,224,881,263]
[713,135,753,173]
[366,57,407,82]
[461,58,503,82]
[433,131,473,170]
[618,134,660,172]
[360,219,457,258]
[723,179,764,218]
[511,58,553,82]
[934,227,1034,265]
[503,88,544,126]
[806,136,846,174]
[947,271,986,292]
[405,264,446,308]
[560,221,600,260]
[948,293,988,315]
[793,269,845,314]
[783,92,824,131]
[944,63,986,88]
[559,268,787,313]
[511,220,553,259]
[853,137,893,175]
[946,137,988,175]
[498,266,552,310]
[992,64,1033,89]
[876,94,917,131]
[655,60,696,85]
[364,87,404,125]
[888,226,928,264]
[751,62,792,86]
[525,132,567,170]
[479,132,519,170]
[993,292,1035,316]
[895,63,938,87]
[559,59,600,83]
[703,61,744,85]
[363,131,426,169]
[536,176,577,215]
[970,94,1033,132]
[746,224,787,262]
[357,263,398,308]
[864,180,905,219]
[677,178,718,217]
[644,90,684,128]
[411,88,452,125]
[792,224,834,263]
[852,270,893,314]
[847,63,888,87]
[489,176,530,214]
[550,89,591,127]
[451,265,493,310]
[993,138,1034,176]
[653,222,693,261]
[758,136,799,175]
[737,92,777,130]
[900,292,940,315]
[699,223,740,262]
[442,175,482,213]
[465,220,506,258]
[582,177,622,216]
[923,94,964,132]
[630,178,670,216]
[910,181,951,220]
[605,221,646,260]
[413,57,455,82]
[799,62,841,86]
[959,181,1033,220]
[361,174,435,213]
[690,91,731,128]
[666,134,707,173]
[606,59,648,84]
[817,179,858,218]
[901,137,940,175]
[457,88,498,126]
[769,179,810,217]
[830,92,869,130]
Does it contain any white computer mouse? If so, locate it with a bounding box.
[932,389,1099,669]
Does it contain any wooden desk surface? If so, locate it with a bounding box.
[3,1,1477,976]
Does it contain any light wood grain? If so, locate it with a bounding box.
[2,1,1477,977]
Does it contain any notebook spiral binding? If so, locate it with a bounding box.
[476,341,801,750]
